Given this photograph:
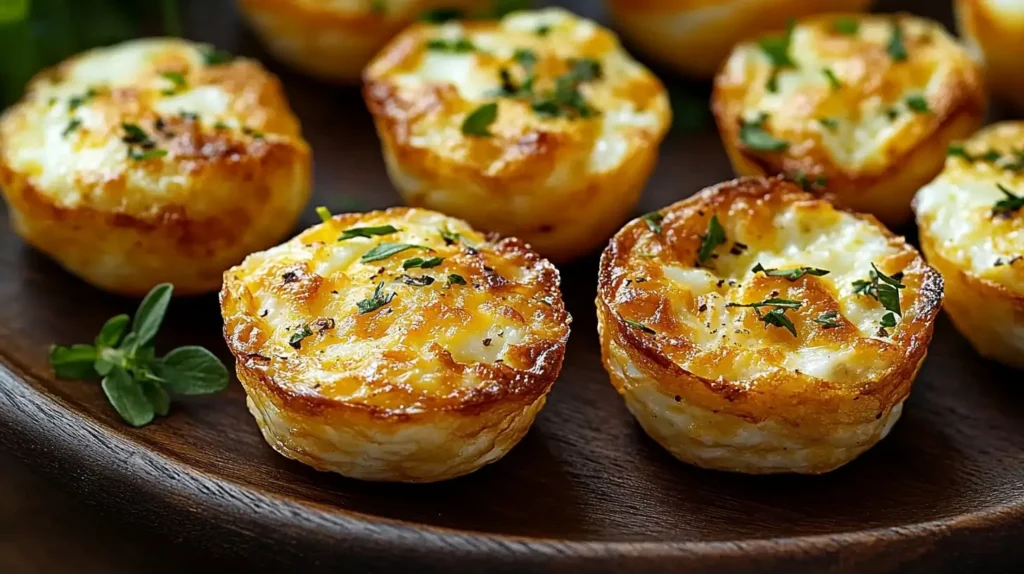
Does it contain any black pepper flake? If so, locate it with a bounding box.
[716,279,726,288]
[674,395,681,402]
[698,303,708,312]
[466,246,480,256]
[483,338,492,347]
[282,271,299,283]
[259,309,269,317]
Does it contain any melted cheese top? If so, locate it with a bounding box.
[915,122,1024,294]
[0,38,305,216]
[601,180,938,386]
[221,208,570,413]
[714,13,982,174]
[363,8,670,177]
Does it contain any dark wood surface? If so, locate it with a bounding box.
[2,1,1024,573]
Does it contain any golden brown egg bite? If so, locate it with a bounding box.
[606,0,874,79]
[596,177,942,474]
[363,8,671,263]
[955,0,1024,111]
[236,0,482,83]
[0,38,311,296]
[220,207,571,482]
[914,122,1024,369]
[712,13,985,227]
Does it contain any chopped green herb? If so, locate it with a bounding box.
[202,47,234,66]
[316,206,332,223]
[905,94,930,113]
[758,20,796,68]
[68,87,98,111]
[462,102,499,136]
[361,242,425,263]
[160,71,187,94]
[178,111,199,121]
[420,7,463,22]
[752,263,830,281]
[993,183,1024,217]
[529,58,602,119]
[129,149,168,161]
[852,263,905,316]
[62,118,82,138]
[48,283,228,427]
[888,21,907,62]
[356,281,396,314]
[426,38,476,53]
[814,311,841,329]
[446,273,467,287]
[739,114,789,152]
[947,144,971,160]
[623,318,656,335]
[398,274,435,287]
[697,215,726,264]
[288,325,313,349]
[403,256,444,269]
[822,67,841,90]
[818,117,839,132]
[121,123,151,145]
[440,227,461,245]
[790,171,828,191]
[726,298,802,337]
[339,225,399,241]
[832,17,860,35]
[535,25,552,36]
[885,107,901,121]
[880,312,897,329]
[213,121,230,130]
[242,126,264,139]
[642,211,664,234]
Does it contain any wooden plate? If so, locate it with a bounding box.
[1,1,1023,572]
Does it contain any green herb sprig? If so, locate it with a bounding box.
[852,263,905,329]
[739,114,789,152]
[993,184,1024,217]
[697,215,726,264]
[727,298,802,337]
[752,263,829,281]
[49,284,229,427]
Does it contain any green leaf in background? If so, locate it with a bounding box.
[132,283,173,349]
[95,313,130,349]
[157,346,229,395]
[50,343,99,380]
[142,379,170,416]
[102,366,154,427]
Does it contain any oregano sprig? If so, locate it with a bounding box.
[49,283,229,427]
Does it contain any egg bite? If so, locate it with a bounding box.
[0,38,311,296]
[914,122,1024,369]
[220,207,571,482]
[955,0,1024,111]
[712,13,985,227]
[363,8,671,263]
[596,177,942,474]
[236,0,482,83]
[606,0,874,79]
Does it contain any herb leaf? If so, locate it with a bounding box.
[316,206,333,223]
[880,312,897,328]
[288,325,313,349]
[822,67,841,90]
[160,71,187,92]
[752,263,830,281]
[133,283,173,349]
[739,115,789,152]
[50,344,100,380]
[727,298,803,310]
[102,366,155,427]
[697,215,726,264]
[357,282,396,314]
[853,263,905,316]
[447,274,468,286]
[623,318,656,334]
[888,21,907,62]
[833,17,860,35]
[462,102,499,136]
[361,242,425,263]
[63,118,82,137]
[993,184,1024,216]
[398,274,436,286]
[157,346,229,395]
[726,298,803,336]
[339,225,399,240]
[814,311,841,329]
[905,94,930,113]
[440,227,461,245]
[403,256,444,269]
[426,38,475,53]
[202,47,234,66]
[760,307,798,337]
[642,211,664,234]
[758,20,796,68]
[95,314,130,348]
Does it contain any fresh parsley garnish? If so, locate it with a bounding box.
[852,263,905,317]
[642,211,664,234]
[697,215,726,264]
[398,274,436,286]
[752,263,829,281]
[357,281,396,314]
[462,102,499,136]
[121,123,152,145]
[739,114,789,152]
[202,47,234,66]
[814,311,841,329]
[880,312,897,329]
[62,118,82,137]
[758,20,796,68]
[403,256,444,269]
[822,67,841,90]
[121,123,165,160]
[426,38,475,53]
[440,227,461,245]
[623,318,656,335]
[726,298,802,337]
[316,206,333,223]
[535,25,552,36]
[993,184,1024,217]
[446,273,467,287]
[48,283,228,427]
[129,149,168,161]
[361,242,426,263]
[789,171,828,191]
[529,58,602,119]
[832,17,860,35]
[68,87,98,111]
[338,225,399,241]
[818,117,839,132]
[888,21,907,62]
[905,94,930,113]
[288,325,314,349]
[160,71,187,94]
[947,144,972,160]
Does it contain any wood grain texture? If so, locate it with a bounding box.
[1,1,1023,573]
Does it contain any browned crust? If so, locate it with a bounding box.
[219,207,572,421]
[711,13,986,192]
[596,176,943,424]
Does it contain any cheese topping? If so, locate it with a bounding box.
[915,122,1024,294]
[221,208,570,413]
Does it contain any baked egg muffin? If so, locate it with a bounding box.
[712,13,985,226]
[914,122,1024,369]
[220,207,571,482]
[606,0,874,79]
[955,0,1024,110]
[363,8,671,262]
[596,177,942,474]
[0,38,311,296]
[236,0,483,83]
